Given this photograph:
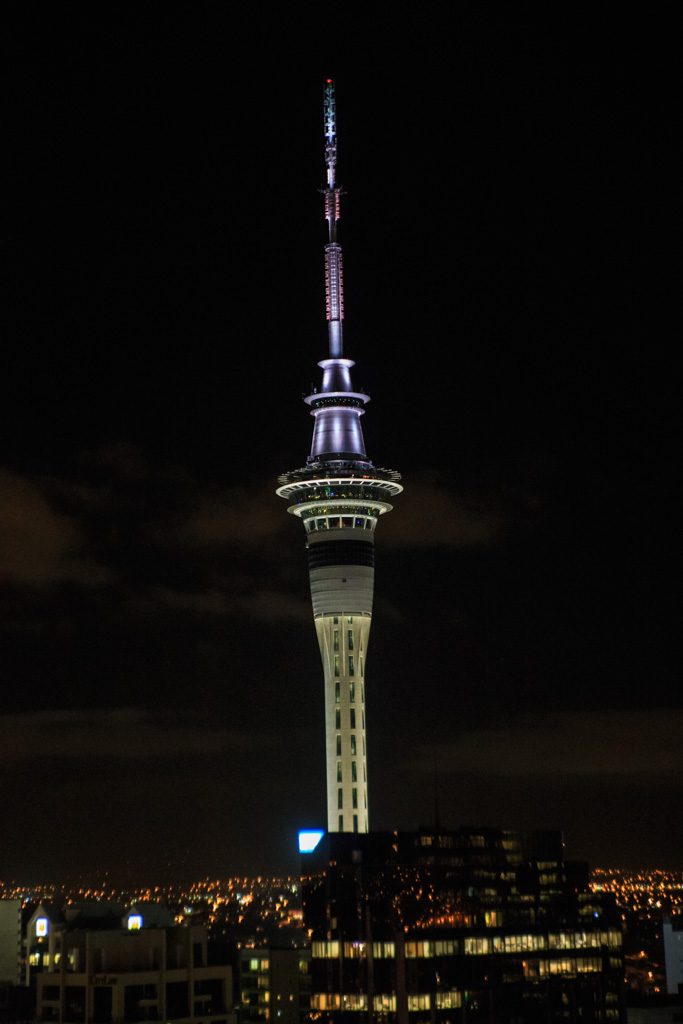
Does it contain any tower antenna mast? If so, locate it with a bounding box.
[323,79,344,358]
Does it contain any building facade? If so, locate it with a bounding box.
[237,947,310,1023]
[300,828,625,1023]
[26,902,234,1023]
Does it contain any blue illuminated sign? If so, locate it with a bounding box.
[298,829,325,853]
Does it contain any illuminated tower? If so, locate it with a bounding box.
[277,81,402,834]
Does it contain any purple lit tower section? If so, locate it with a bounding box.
[277,82,402,834]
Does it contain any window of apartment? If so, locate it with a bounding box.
[351,761,357,782]
[348,655,354,676]
[334,656,339,677]
[373,994,397,1012]
[337,761,342,782]
[352,788,358,809]
[464,937,491,955]
[338,815,343,830]
[350,709,356,729]
[335,709,341,729]
[347,630,353,650]
[353,814,358,832]
[350,735,357,756]
[338,789,343,809]
[336,734,341,756]
[349,681,355,702]
[333,630,339,652]
[347,616,353,624]
[360,658,364,677]
[435,992,462,1009]
[335,682,340,703]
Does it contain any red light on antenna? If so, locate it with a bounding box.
[326,79,333,83]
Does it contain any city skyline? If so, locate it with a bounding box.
[2,9,679,881]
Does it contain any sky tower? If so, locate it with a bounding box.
[277,82,402,834]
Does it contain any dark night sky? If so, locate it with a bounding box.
[2,8,679,883]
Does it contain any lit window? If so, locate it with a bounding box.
[372,942,396,959]
[334,656,339,677]
[351,761,357,782]
[435,992,462,1009]
[36,918,49,937]
[127,915,143,931]
[347,616,353,624]
[335,682,340,703]
[347,630,353,650]
[350,709,356,729]
[351,735,357,756]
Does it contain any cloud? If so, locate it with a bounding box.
[172,484,285,548]
[382,474,508,548]
[0,468,110,587]
[0,708,274,761]
[144,585,311,622]
[403,710,683,778]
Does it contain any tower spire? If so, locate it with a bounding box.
[277,83,402,835]
[323,80,344,358]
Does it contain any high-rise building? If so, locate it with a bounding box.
[300,828,626,1022]
[277,81,401,834]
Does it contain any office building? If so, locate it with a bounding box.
[300,827,625,1022]
[237,947,310,1023]
[25,901,235,1023]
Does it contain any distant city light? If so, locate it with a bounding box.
[298,830,325,853]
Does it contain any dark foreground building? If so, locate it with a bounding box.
[301,827,624,1023]
[24,901,235,1023]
